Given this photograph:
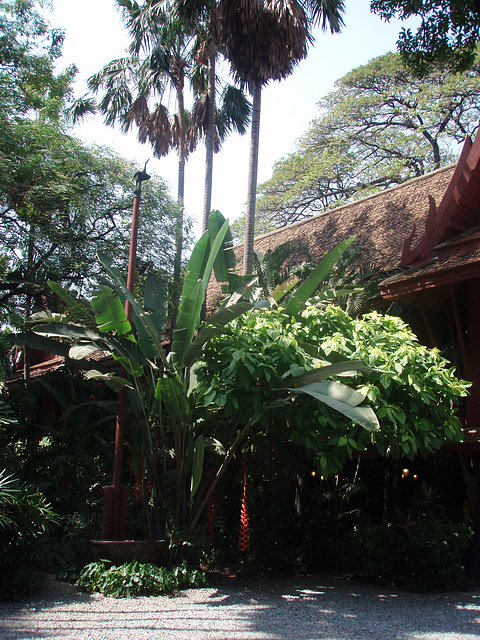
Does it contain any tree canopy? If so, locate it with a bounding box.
[236,52,480,237]
[371,0,480,75]
[0,1,181,323]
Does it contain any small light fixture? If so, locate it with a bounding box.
[402,468,410,479]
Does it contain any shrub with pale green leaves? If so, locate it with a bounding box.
[197,306,469,476]
[77,560,208,598]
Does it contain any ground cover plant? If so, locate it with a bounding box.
[76,560,208,598]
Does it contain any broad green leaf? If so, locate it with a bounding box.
[47,280,93,321]
[226,273,256,298]
[209,210,236,283]
[172,282,205,369]
[155,376,190,426]
[289,381,379,431]
[85,370,130,393]
[4,332,71,358]
[144,273,167,336]
[270,276,300,304]
[297,381,367,407]
[33,323,104,343]
[284,237,355,317]
[271,379,379,431]
[285,361,377,386]
[182,301,254,368]
[181,231,210,301]
[91,285,132,335]
[69,343,100,360]
[190,435,205,501]
[97,251,167,366]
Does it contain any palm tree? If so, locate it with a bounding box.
[213,0,345,275]
[142,0,251,232]
[87,1,197,302]
[252,238,312,297]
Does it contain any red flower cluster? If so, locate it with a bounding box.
[238,459,249,552]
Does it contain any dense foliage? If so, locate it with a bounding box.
[0,469,60,599]
[371,0,480,74]
[197,306,470,477]
[356,514,473,592]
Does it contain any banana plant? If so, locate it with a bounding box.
[7,211,379,541]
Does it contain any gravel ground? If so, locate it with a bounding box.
[1,574,480,640]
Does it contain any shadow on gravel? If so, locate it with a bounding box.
[204,574,480,640]
[1,574,479,640]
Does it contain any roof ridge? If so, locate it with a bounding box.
[235,164,456,248]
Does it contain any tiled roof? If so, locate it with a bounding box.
[207,165,455,309]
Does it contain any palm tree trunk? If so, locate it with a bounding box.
[173,70,186,306]
[243,78,262,275]
[202,39,216,233]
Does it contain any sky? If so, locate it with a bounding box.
[49,0,419,240]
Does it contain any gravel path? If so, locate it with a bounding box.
[1,574,479,640]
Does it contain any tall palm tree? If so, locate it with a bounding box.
[87,1,197,300]
[213,0,345,275]
[143,0,251,232]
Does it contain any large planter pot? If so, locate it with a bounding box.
[90,540,169,566]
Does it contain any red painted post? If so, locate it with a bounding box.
[102,163,150,540]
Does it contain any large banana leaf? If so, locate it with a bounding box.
[181,301,255,369]
[85,370,130,393]
[91,285,132,336]
[270,276,300,304]
[208,210,236,283]
[97,251,167,365]
[172,221,230,368]
[269,380,379,431]
[144,273,167,337]
[69,343,102,360]
[181,231,210,301]
[33,322,105,343]
[47,281,93,322]
[284,237,355,318]
[173,282,205,369]
[283,361,377,385]
[155,376,191,426]
[4,332,71,358]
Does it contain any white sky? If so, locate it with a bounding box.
[50,0,418,239]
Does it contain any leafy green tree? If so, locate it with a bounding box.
[252,52,480,233]
[213,0,345,275]
[0,124,179,318]
[371,0,480,74]
[0,1,180,319]
[0,0,73,122]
